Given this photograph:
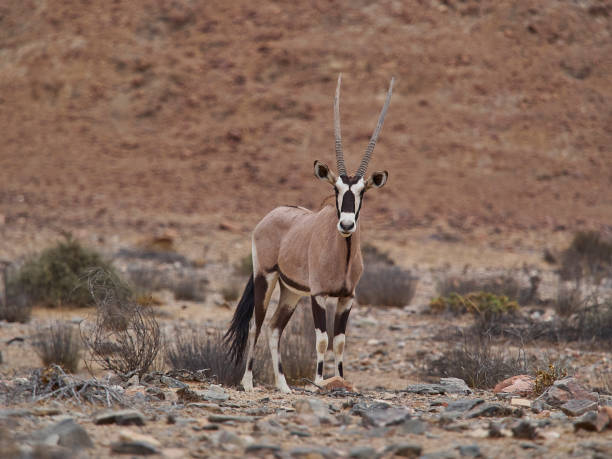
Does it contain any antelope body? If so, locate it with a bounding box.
[225,75,394,393]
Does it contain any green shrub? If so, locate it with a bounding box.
[430,292,519,317]
[11,236,117,308]
[436,273,538,305]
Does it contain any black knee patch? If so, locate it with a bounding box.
[338,362,343,378]
[278,362,284,374]
[317,361,323,377]
[247,358,253,371]
[311,297,326,332]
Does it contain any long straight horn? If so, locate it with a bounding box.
[356,77,395,178]
[334,74,347,176]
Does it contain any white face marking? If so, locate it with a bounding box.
[335,177,365,236]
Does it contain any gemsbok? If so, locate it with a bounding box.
[224,75,394,393]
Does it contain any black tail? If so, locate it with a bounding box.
[224,274,255,365]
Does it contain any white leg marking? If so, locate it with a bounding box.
[333,333,346,377]
[268,328,291,393]
[314,328,328,384]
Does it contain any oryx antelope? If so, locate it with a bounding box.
[224,75,394,393]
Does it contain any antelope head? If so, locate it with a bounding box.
[314,74,394,237]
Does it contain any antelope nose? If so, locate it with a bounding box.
[340,220,354,232]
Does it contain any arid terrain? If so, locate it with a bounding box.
[0,0,611,458]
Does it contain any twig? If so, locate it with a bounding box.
[301,378,324,390]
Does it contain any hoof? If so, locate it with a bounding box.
[278,384,292,394]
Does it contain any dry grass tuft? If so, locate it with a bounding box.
[533,361,568,395]
[33,322,82,373]
[559,231,612,282]
[356,265,418,307]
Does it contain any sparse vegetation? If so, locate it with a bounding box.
[534,362,568,396]
[0,267,31,322]
[33,322,82,373]
[167,329,244,386]
[430,292,519,317]
[356,265,418,307]
[9,235,117,308]
[124,265,207,302]
[428,335,530,389]
[436,272,539,306]
[221,284,241,303]
[235,253,253,276]
[559,231,612,282]
[81,268,161,377]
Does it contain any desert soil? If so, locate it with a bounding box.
[0,0,611,458]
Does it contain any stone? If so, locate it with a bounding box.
[160,375,187,388]
[493,375,535,396]
[294,398,330,418]
[254,419,284,435]
[383,443,422,458]
[574,411,610,432]
[510,398,531,408]
[458,444,482,457]
[208,414,259,423]
[353,402,412,428]
[349,446,378,458]
[245,443,282,454]
[126,374,139,386]
[401,419,427,435]
[290,445,336,458]
[446,399,484,413]
[319,376,356,392]
[466,403,514,418]
[111,429,160,455]
[512,421,538,440]
[561,399,598,417]
[34,418,93,449]
[405,378,471,395]
[536,377,599,408]
[94,409,146,426]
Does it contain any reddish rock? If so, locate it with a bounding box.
[536,377,599,407]
[318,376,355,393]
[494,375,535,396]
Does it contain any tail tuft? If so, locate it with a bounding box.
[224,274,255,365]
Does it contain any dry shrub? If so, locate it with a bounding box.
[0,266,31,322]
[9,235,117,308]
[124,265,207,302]
[81,268,161,377]
[33,322,82,373]
[235,253,253,276]
[436,272,539,306]
[559,231,612,282]
[362,243,395,266]
[166,329,243,386]
[356,265,418,307]
[428,335,529,389]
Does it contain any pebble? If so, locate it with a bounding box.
[574,411,610,432]
[33,418,93,449]
[94,409,146,426]
[560,399,598,417]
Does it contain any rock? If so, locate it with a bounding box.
[208,414,259,423]
[494,375,535,396]
[217,430,249,450]
[402,419,427,435]
[319,376,355,392]
[34,418,93,449]
[94,409,146,426]
[458,444,482,457]
[126,374,139,386]
[466,403,514,418]
[561,399,598,417]
[294,398,330,418]
[352,402,411,427]
[254,419,284,435]
[536,377,598,407]
[111,429,160,455]
[512,420,538,440]
[574,411,610,432]
[290,445,336,458]
[245,443,282,455]
[177,386,228,403]
[446,399,484,413]
[440,378,472,395]
[349,446,378,458]
[405,378,471,395]
[160,375,187,389]
[383,443,422,457]
[510,398,531,408]
[530,399,551,413]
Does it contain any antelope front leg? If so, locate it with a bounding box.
[333,296,353,378]
[310,295,328,385]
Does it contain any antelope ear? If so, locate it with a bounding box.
[314,160,337,185]
[366,170,388,190]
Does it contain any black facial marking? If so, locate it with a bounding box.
[247,358,254,371]
[345,236,351,272]
[341,190,355,213]
[338,362,343,378]
[317,361,324,376]
[311,297,326,332]
[278,362,284,374]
